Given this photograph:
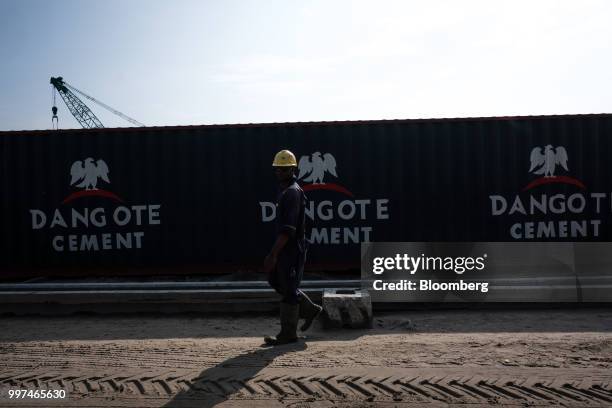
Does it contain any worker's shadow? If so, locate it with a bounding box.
[163,341,306,408]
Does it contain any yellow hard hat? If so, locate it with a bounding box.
[272,149,297,167]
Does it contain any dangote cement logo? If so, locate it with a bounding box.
[71,158,110,190]
[298,152,337,183]
[529,145,568,177]
[260,151,390,245]
[297,152,353,197]
[523,145,585,191]
[489,145,607,240]
[62,158,124,205]
[29,158,161,252]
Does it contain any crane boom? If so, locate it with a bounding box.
[50,77,104,129]
[50,76,145,129]
[66,83,146,127]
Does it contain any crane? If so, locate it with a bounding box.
[50,76,145,129]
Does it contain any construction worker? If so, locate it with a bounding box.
[263,149,323,346]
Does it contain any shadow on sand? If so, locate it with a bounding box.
[162,341,307,408]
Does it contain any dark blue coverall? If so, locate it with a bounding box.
[267,176,308,305]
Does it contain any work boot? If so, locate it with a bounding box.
[264,303,299,346]
[298,290,323,332]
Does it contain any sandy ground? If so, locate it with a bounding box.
[0,308,611,407]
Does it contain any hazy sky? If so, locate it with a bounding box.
[1,0,611,130]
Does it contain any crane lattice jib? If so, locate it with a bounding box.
[65,83,145,127]
[50,77,104,129]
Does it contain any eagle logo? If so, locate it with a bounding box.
[529,145,568,178]
[298,152,338,184]
[70,158,110,190]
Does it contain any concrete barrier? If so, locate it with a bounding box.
[322,289,372,329]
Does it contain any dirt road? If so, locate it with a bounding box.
[1,308,611,407]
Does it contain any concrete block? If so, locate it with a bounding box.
[322,289,372,329]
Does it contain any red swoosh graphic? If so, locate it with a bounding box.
[62,189,125,205]
[522,176,586,191]
[301,183,354,197]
